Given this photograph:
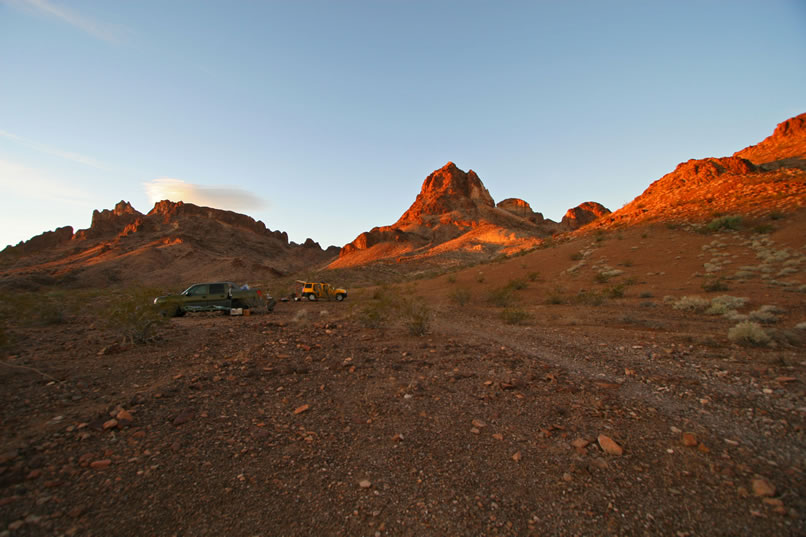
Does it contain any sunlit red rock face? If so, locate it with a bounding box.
[561,202,611,229]
[331,163,609,268]
[0,201,338,288]
[596,113,806,229]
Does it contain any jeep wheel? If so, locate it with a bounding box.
[336,294,345,301]
[308,294,317,301]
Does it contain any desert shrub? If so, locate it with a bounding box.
[622,259,634,267]
[711,295,748,310]
[447,274,457,284]
[476,272,485,283]
[575,289,604,306]
[702,277,729,292]
[754,224,774,234]
[527,271,540,282]
[570,252,583,261]
[103,287,166,344]
[449,288,471,306]
[501,308,531,325]
[639,291,653,298]
[604,284,625,299]
[399,298,431,336]
[728,321,770,346]
[358,303,388,329]
[672,296,710,312]
[769,211,785,221]
[506,278,528,291]
[487,287,514,307]
[545,287,566,305]
[594,231,606,242]
[706,215,743,232]
[749,305,783,324]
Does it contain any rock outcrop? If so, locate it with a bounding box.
[562,202,611,229]
[332,162,609,268]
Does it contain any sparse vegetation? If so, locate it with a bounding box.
[702,277,729,292]
[449,288,471,306]
[728,321,770,346]
[500,307,531,325]
[447,274,457,283]
[545,287,566,305]
[487,287,515,307]
[476,272,485,283]
[103,287,166,344]
[672,296,711,312]
[706,215,743,232]
[527,271,540,282]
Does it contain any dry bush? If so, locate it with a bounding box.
[545,287,566,305]
[702,277,729,292]
[728,321,770,346]
[501,308,531,325]
[487,287,514,307]
[449,288,471,306]
[707,215,743,232]
[672,296,710,312]
[749,305,783,324]
[575,290,604,306]
[103,287,166,344]
[527,271,540,282]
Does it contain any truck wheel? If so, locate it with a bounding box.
[336,294,345,301]
[308,294,316,301]
[175,307,185,317]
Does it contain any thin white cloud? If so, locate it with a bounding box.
[145,178,268,213]
[0,158,92,203]
[0,129,108,170]
[3,0,129,43]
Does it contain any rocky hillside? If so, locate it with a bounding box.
[331,162,609,268]
[0,201,339,289]
[595,113,806,229]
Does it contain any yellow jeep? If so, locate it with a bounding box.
[296,281,348,301]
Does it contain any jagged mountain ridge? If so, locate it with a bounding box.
[331,162,609,268]
[595,113,806,229]
[0,200,338,288]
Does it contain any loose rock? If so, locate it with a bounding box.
[598,434,623,456]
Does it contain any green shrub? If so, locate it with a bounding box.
[527,272,540,282]
[570,252,583,261]
[501,308,531,325]
[604,284,625,299]
[728,321,770,346]
[672,296,710,311]
[506,278,528,291]
[575,289,604,306]
[706,215,743,232]
[103,287,166,344]
[447,274,457,284]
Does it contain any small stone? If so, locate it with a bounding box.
[571,438,590,449]
[511,451,522,462]
[102,419,118,430]
[90,459,111,469]
[116,410,134,422]
[293,404,310,415]
[471,419,486,428]
[8,520,24,531]
[682,433,698,447]
[470,428,480,435]
[26,469,42,480]
[597,434,623,456]
[173,409,195,426]
[752,477,776,497]
[697,443,710,453]
[359,479,372,489]
[492,433,503,441]
[563,472,573,482]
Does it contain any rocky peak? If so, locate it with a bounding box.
[562,202,611,229]
[497,198,546,225]
[734,112,806,167]
[396,162,495,225]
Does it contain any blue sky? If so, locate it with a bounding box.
[1,0,804,249]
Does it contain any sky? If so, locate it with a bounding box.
[1,1,805,250]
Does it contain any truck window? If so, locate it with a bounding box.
[209,283,226,294]
[187,284,209,296]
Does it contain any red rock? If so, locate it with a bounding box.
[752,477,776,497]
[116,410,134,422]
[103,419,118,430]
[682,433,698,447]
[597,434,623,456]
[26,469,42,480]
[571,438,590,449]
[359,479,371,489]
[293,404,310,415]
[89,459,111,469]
[511,451,522,462]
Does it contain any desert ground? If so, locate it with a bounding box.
[1,214,805,537]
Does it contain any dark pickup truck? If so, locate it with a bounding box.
[153,282,275,317]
